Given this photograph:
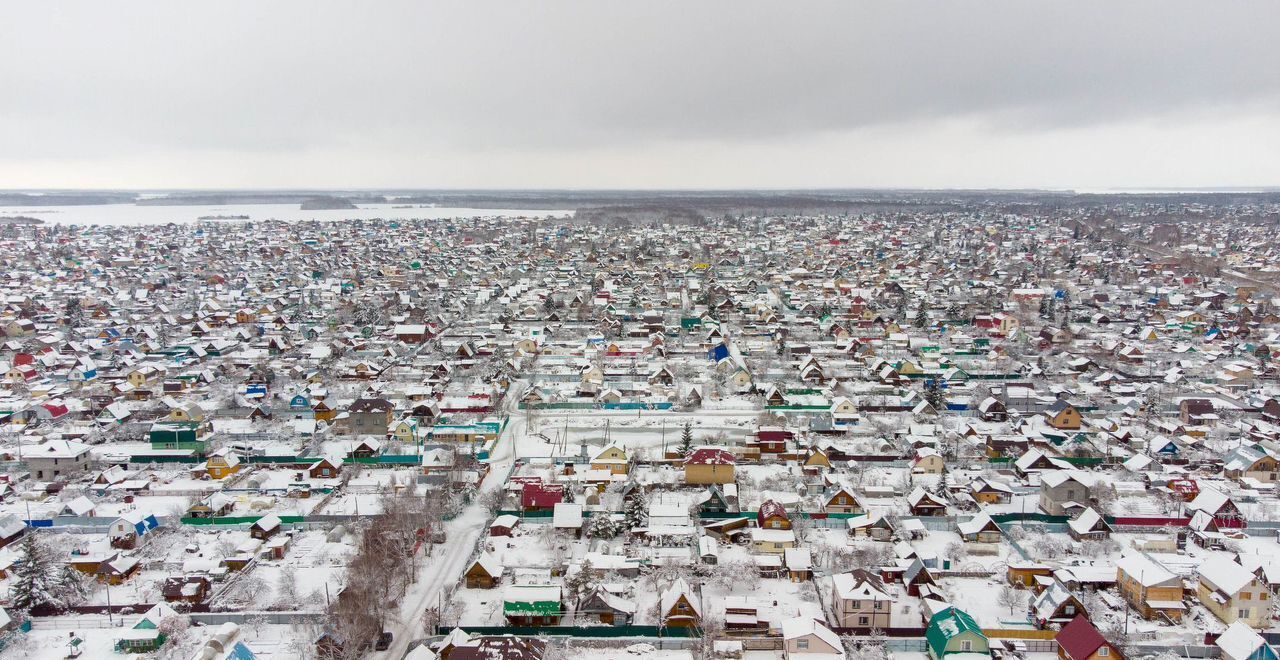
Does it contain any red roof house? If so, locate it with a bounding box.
[521,482,565,512]
[1056,615,1122,660]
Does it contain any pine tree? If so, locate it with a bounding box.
[678,422,694,457]
[585,513,619,539]
[58,562,88,607]
[10,534,66,613]
[913,299,929,329]
[624,490,649,532]
[923,380,947,412]
[563,561,602,615]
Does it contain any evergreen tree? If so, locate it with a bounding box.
[563,561,602,615]
[678,422,694,457]
[585,513,619,539]
[58,562,88,607]
[10,534,66,613]
[624,489,649,532]
[923,380,947,412]
[913,299,929,329]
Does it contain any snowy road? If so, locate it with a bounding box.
[367,385,769,657]
[370,382,526,660]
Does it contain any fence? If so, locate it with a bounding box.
[190,611,326,626]
[1129,644,1220,658]
[443,625,700,638]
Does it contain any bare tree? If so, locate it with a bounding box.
[998,584,1026,616]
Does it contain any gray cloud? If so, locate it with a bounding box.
[1,0,1277,187]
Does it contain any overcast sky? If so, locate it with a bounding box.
[2,1,1278,190]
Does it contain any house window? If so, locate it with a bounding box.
[1239,609,1251,619]
[798,640,809,650]
[1242,592,1252,600]
[1065,605,1075,615]
[961,641,972,652]
[1098,648,1109,657]
[850,600,862,609]
[859,616,869,626]
[874,601,884,610]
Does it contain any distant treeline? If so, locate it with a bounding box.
[4,189,1280,216]
[0,215,43,225]
[0,192,134,206]
[137,193,383,206]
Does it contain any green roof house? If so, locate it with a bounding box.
[926,607,989,660]
[503,585,562,626]
[149,421,208,453]
[115,603,178,652]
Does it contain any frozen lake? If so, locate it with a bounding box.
[0,202,574,226]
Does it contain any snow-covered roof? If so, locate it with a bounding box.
[1216,620,1270,660]
[1198,555,1256,597]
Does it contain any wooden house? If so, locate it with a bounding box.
[1056,615,1123,660]
[250,513,282,541]
[683,447,736,485]
[908,487,947,516]
[465,554,504,589]
[659,577,702,629]
[1116,553,1184,621]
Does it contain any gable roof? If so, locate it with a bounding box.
[832,569,892,602]
[1116,552,1177,587]
[926,607,984,657]
[1217,621,1272,660]
[781,616,843,652]
[1056,615,1110,660]
[684,447,735,466]
[660,577,701,617]
[1198,555,1256,597]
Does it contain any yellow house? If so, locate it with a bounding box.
[1117,553,1184,621]
[205,449,242,480]
[994,313,1020,334]
[127,366,159,387]
[914,448,945,474]
[392,418,420,443]
[168,404,206,423]
[751,527,796,554]
[898,361,924,377]
[804,447,832,469]
[590,444,629,475]
[683,448,736,485]
[830,397,858,418]
[1197,556,1270,628]
[1046,401,1083,430]
[313,401,337,422]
